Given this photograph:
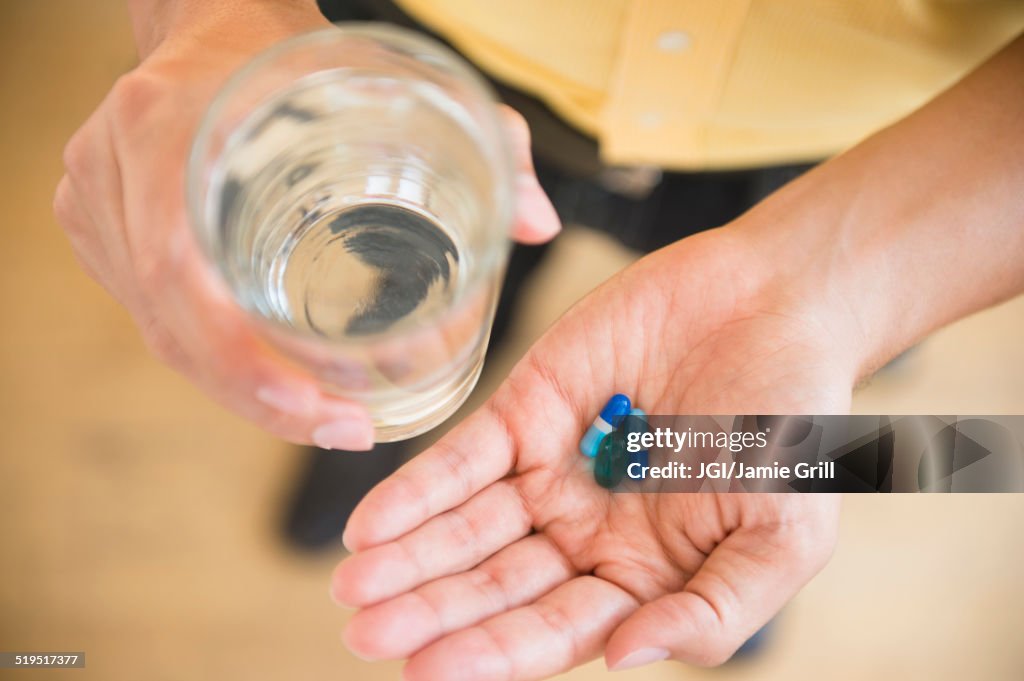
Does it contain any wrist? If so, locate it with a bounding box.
[732,35,1024,385]
[129,0,324,59]
[726,183,896,385]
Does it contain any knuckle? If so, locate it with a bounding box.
[139,318,184,368]
[445,507,481,550]
[107,70,164,130]
[61,130,91,179]
[246,401,308,444]
[757,497,839,570]
[134,247,178,296]
[260,407,305,440]
[135,225,198,301]
[434,442,474,505]
[775,521,834,572]
[52,178,78,228]
[62,68,167,180]
[468,565,509,612]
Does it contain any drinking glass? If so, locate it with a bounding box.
[188,24,515,442]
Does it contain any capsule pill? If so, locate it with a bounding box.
[579,393,631,458]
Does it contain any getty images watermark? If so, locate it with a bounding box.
[608,415,1024,493]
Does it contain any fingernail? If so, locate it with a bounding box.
[609,648,670,671]
[313,419,375,451]
[256,385,314,416]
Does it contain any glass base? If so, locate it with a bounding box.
[369,353,486,442]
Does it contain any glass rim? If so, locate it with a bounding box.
[186,22,516,346]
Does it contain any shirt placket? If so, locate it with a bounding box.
[601,0,752,168]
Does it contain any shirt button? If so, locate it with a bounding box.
[656,30,692,53]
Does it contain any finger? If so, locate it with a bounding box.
[333,479,532,607]
[92,86,375,448]
[58,174,155,317]
[60,75,375,449]
[60,110,142,308]
[403,575,638,681]
[166,270,376,449]
[342,404,518,551]
[342,534,576,660]
[500,107,561,245]
[117,165,375,447]
[605,516,838,669]
[53,176,111,291]
[119,202,375,448]
[170,246,377,449]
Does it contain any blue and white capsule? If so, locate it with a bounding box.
[626,408,649,469]
[580,393,631,458]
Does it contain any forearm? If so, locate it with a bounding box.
[127,0,322,58]
[739,33,1024,380]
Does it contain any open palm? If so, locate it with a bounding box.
[333,227,847,679]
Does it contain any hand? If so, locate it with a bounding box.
[332,225,848,678]
[54,5,559,450]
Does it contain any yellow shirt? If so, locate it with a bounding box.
[395,0,1024,170]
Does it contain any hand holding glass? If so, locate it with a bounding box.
[188,25,515,442]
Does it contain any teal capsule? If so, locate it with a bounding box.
[580,393,631,458]
[594,429,630,489]
[625,408,649,470]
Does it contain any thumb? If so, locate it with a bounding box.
[500,106,561,244]
[605,522,836,670]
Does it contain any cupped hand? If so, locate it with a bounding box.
[54,8,559,450]
[333,226,850,678]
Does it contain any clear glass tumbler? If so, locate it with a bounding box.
[188,24,515,442]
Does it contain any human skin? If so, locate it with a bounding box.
[333,33,1024,679]
[54,0,561,451]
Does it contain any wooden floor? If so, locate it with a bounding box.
[1,3,1022,680]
